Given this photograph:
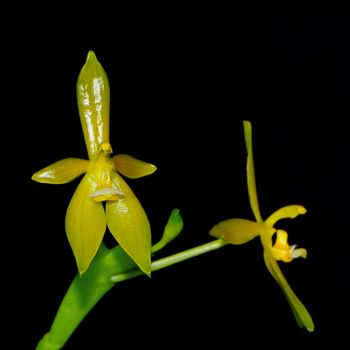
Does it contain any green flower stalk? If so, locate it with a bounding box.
[35,244,138,350]
[210,121,314,332]
[35,207,232,350]
[32,51,156,275]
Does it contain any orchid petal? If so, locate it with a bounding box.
[265,205,307,227]
[209,218,265,244]
[66,173,106,274]
[263,244,314,332]
[77,51,110,159]
[32,158,89,184]
[243,121,263,223]
[113,154,157,179]
[106,173,151,276]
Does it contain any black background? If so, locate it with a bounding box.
[3,2,348,348]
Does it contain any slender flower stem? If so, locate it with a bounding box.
[110,238,228,283]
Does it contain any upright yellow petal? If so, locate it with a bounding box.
[106,173,151,276]
[77,51,110,159]
[32,158,89,184]
[265,205,307,228]
[209,219,265,245]
[113,154,157,179]
[66,173,106,274]
[243,121,263,223]
[262,243,314,332]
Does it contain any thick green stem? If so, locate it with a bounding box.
[35,239,227,350]
[35,244,137,350]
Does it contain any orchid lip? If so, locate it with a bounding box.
[89,187,125,199]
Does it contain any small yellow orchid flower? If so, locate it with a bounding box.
[210,121,314,332]
[32,51,156,275]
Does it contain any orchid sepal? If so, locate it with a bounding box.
[77,51,110,160]
[65,173,106,274]
[263,246,314,332]
[209,218,269,245]
[106,172,152,276]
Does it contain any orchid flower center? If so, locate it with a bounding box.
[89,142,125,202]
[270,229,307,263]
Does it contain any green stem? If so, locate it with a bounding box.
[35,239,228,350]
[35,244,137,350]
[110,238,228,282]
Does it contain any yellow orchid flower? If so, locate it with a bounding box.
[210,121,314,332]
[32,51,156,275]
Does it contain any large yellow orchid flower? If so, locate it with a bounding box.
[32,51,156,275]
[210,121,314,332]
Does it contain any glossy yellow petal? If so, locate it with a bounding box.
[243,121,263,223]
[263,244,314,332]
[113,154,157,179]
[77,51,110,159]
[106,173,151,276]
[209,218,265,244]
[32,158,89,184]
[66,173,106,274]
[265,205,307,227]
